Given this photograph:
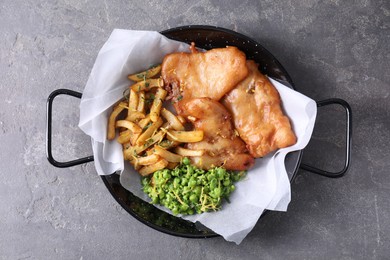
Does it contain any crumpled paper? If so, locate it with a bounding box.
[79,29,317,244]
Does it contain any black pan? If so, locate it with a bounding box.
[46,25,352,238]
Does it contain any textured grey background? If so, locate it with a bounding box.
[1,0,389,259]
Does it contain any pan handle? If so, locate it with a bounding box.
[300,98,352,178]
[46,89,94,168]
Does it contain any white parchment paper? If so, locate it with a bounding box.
[79,29,317,244]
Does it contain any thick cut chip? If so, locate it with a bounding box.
[107,102,127,140]
[138,159,168,176]
[153,145,182,163]
[161,46,248,114]
[128,65,162,82]
[222,60,297,158]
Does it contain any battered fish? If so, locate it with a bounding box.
[181,98,254,171]
[161,45,248,114]
[222,60,297,158]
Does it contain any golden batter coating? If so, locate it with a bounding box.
[162,45,248,114]
[181,98,254,171]
[222,60,297,158]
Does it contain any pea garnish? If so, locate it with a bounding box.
[141,158,246,215]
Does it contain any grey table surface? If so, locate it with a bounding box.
[1,0,389,259]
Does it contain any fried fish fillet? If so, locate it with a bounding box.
[222,60,297,158]
[161,45,248,114]
[180,98,254,171]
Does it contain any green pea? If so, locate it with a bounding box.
[207,173,215,181]
[165,194,172,203]
[163,170,171,179]
[182,157,190,165]
[173,177,180,187]
[172,168,179,176]
[190,194,198,203]
[159,191,165,199]
[214,187,221,197]
[193,186,201,195]
[210,178,217,190]
[181,178,188,186]
[150,189,158,197]
[152,196,159,204]
[180,204,189,212]
[216,168,225,179]
[223,179,231,186]
[188,177,196,188]
[172,207,179,215]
